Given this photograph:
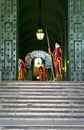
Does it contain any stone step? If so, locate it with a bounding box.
[0,81,84,130]
[1,125,84,130]
[0,81,84,86]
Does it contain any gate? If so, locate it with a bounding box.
[0,0,18,80]
[68,0,84,81]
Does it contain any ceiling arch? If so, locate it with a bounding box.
[19,0,68,59]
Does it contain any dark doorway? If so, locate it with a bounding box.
[19,0,68,80]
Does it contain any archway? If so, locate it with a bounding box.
[19,0,68,80]
[25,50,53,80]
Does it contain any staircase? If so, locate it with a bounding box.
[0,81,84,130]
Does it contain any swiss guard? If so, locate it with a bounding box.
[48,41,63,81]
[38,63,48,81]
[18,59,27,80]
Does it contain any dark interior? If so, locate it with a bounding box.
[19,0,68,60]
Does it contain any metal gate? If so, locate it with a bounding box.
[0,0,18,80]
[68,0,84,81]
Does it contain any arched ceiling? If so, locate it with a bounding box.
[19,0,68,59]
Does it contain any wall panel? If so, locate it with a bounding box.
[0,0,18,80]
[68,0,84,80]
